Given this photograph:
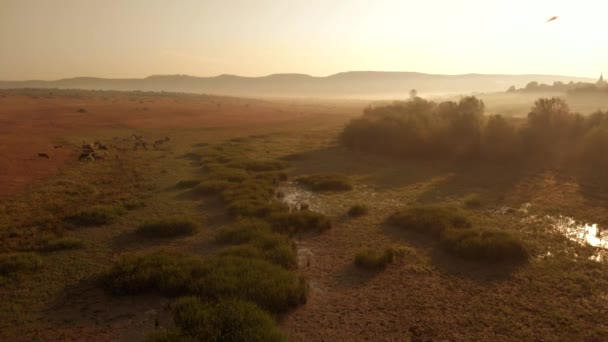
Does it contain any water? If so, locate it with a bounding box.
[493,203,607,262]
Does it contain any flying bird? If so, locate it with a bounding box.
[546,16,559,23]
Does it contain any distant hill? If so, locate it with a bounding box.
[0,71,594,98]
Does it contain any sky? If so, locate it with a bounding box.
[1,0,607,80]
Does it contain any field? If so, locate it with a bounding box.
[1,89,607,341]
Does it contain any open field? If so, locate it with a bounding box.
[1,90,608,341]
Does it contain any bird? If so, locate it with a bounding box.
[546,16,559,23]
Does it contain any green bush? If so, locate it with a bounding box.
[255,171,288,184]
[387,205,471,237]
[65,205,124,226]
[104,252,307,313]
[42,238,84,252]
[175,179,201,189]
[463,194,482,208]
[440,227,529,262]
[194,180,234,195]
[151,297,284,342]
[228,159,288,172]
[354,248,394,270]
[296,174,353,191]
[216,221,296,268]
[135,218,198,238]
[192,256,307,312]
[348,204,369,217]
[0,252,42,277]
[269,210,332,234]
[215,219,272,245]
[226,199,287,218]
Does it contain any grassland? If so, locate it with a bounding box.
[1,90,608,341]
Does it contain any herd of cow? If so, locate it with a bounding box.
[36,134,171,161]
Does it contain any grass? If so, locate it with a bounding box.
[354,248,394,270]
[147,297,284,342]
[135,218,198,238]
[215,220,297,268]
[227,159,288,172]
[348,204,369,217]
[387,205,472,237]
[104,252,307,313]
[296,173,353,191]
[41,238,84,252]
[65,204,125,226]
[269,210,332,234]
[175,179,201,189]
[0,253,42,280]
[463,194,482,208]
[194,180,234,195]
[440,227,529,262]
[226,199,287,218]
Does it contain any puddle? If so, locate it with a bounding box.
[276,181,326,213]
[492,203,607,262]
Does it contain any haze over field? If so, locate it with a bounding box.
[2,0,607,94]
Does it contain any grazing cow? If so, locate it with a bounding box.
[164,136,170,142]
[54,145,62,149]
[78,153,93,161]
[38,153,50,159]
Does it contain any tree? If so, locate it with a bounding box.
[409,89,418,99]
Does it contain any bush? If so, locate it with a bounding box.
[65,205,124,226]
[463,194,482,208]
[255,171,288,184]
[354,248,394,270]
[0,252,42,277]
[42,238,84,252]
[104,252,307,313]
[192,256,307,313]
[228,159,288,172]
[440,227,529,262]
[152,297,284,342]
[269,210,332,234]
[122,199,145,210]
[175,179,201,189]
[387,205,471,237]
[194,180,234,195]
[226,199,287,218]
[146,329,194,342]
[205,165,249,182]
[135,218,198,238]
[216,221,296,268]
[348,204,369,217]
[296,174,353,191]
[220,181,275,203]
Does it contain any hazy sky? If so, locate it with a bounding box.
[1,0,606,80]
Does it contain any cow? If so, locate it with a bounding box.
[38,153,49,159]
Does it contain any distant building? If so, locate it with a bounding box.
[597,73,606,86]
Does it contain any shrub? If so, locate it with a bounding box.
[463,194,482,208]
[42,238,84,252]
[206,166,249,182]
[104,252,307,313]
[354,248,394,270]
[440,227,529,262]
[122,199,145,210]
[135,218,198,238]
[228,159,288,172]
[0,252,42,277]
[387,205,471,237]
[220,181,275,203]
[216,222,296,268]
[194,180,234,195]
[255,171,288,184]
[269,210,331,234]
[226,199,287,218]
[154,297,284,342]
[215,219,272,245]
[192,256,307,313]
[146,329,194,342]
[104,252,206,296]
[296,174,353,191]
[348,204,369,217]
[175,179,201,189]
[65,205,124,226]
